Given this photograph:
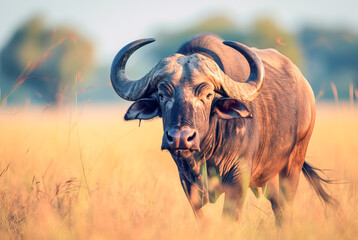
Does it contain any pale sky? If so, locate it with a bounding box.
[1,0,357,63]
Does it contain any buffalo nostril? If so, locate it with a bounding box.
[187,131,196,142]
[167,131,174,142]
[164,128,199,150]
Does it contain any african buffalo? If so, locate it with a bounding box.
[110,33,337,226]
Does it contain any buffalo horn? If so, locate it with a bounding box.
[221,41,265,102]
[110,38,156,101]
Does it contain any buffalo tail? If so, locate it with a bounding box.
[302,161,340,209]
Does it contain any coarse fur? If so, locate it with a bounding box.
[111,33,338,226]
[177,34,323,225]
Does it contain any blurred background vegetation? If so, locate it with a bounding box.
[1,13,357,106]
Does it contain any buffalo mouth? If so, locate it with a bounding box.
[169,149,200,178]
[170,149,196,158]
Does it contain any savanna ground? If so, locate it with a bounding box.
[0,103,357,239]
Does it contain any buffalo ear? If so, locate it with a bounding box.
[213,97,252,119]
[124,98,161,120]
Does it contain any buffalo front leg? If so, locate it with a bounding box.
[179,173,208,220]
[222,179,249,222]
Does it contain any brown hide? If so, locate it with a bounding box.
[111,33,336,226]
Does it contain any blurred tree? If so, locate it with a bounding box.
[250,17,303,67]
[150,14,245,61]
[0,15,94,105]
[149,15,302,69]
[299,27,358,100]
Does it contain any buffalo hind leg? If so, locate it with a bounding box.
[263,174,285,227]
[278,143,308,225]
[280,164,302,204]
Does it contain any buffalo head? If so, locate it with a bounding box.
[110,38,264,195]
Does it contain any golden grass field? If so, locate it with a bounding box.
[0,103,357,239]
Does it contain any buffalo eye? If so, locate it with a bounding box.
[199,93,213,104]
[158,93,164,101]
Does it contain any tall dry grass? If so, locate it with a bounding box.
[0,104,357,239]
